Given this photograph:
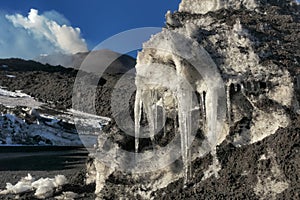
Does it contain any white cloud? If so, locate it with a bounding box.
[0,8,88,59]
[42,10,70,26]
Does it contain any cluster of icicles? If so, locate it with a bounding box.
[134,87,206,184]
[134,79,269,184]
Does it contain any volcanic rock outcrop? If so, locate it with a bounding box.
[91,0,300,199]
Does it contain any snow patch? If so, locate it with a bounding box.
[0,87,42,108]
[0,87,30,98]
[0,174,67,199]
[5,75,16,78]
[179,0,258,14]
[179,0,221,14]
[69,109,110,130]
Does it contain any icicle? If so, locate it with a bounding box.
[199,92,203,123]
[174,114,177,135]
[241,83,245,94]
[205,87,219,161]
[151,90,158,144]
[177,85,192,185]
[200,91,206,126]
[162,93,167,137]
[188,89,193,179]
[266,81,270,92]
[241,82,247,97]
[226,84,231,126]
[152,90,158,133]
[134,89,143,153]
[173,95,177,136]
[142,90,156,145]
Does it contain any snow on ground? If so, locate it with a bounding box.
[0,87,43,108]
[37,109,111,130]
[0,112,82,146]
[5,75,16,78]
[68,109,110,132]
[0,87,30,98]
[0,87,111,147]
[61,109,111,147]
[0,174,68,199]
[36,108,111,147]
[0,95,43,108]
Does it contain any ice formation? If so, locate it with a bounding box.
[135,29,227,184]
[133,0,293,187]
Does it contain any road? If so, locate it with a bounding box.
[0,146,89,171]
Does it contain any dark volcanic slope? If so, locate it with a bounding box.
[153,2,300,200]
[0,56,135,118]
[35,49,136,75]
[151,126,300,200]
[0,59,77,108]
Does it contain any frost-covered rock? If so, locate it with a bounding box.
[179,0,258,14]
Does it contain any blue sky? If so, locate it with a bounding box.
[0,0,181,59]
[1,0,298,59]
